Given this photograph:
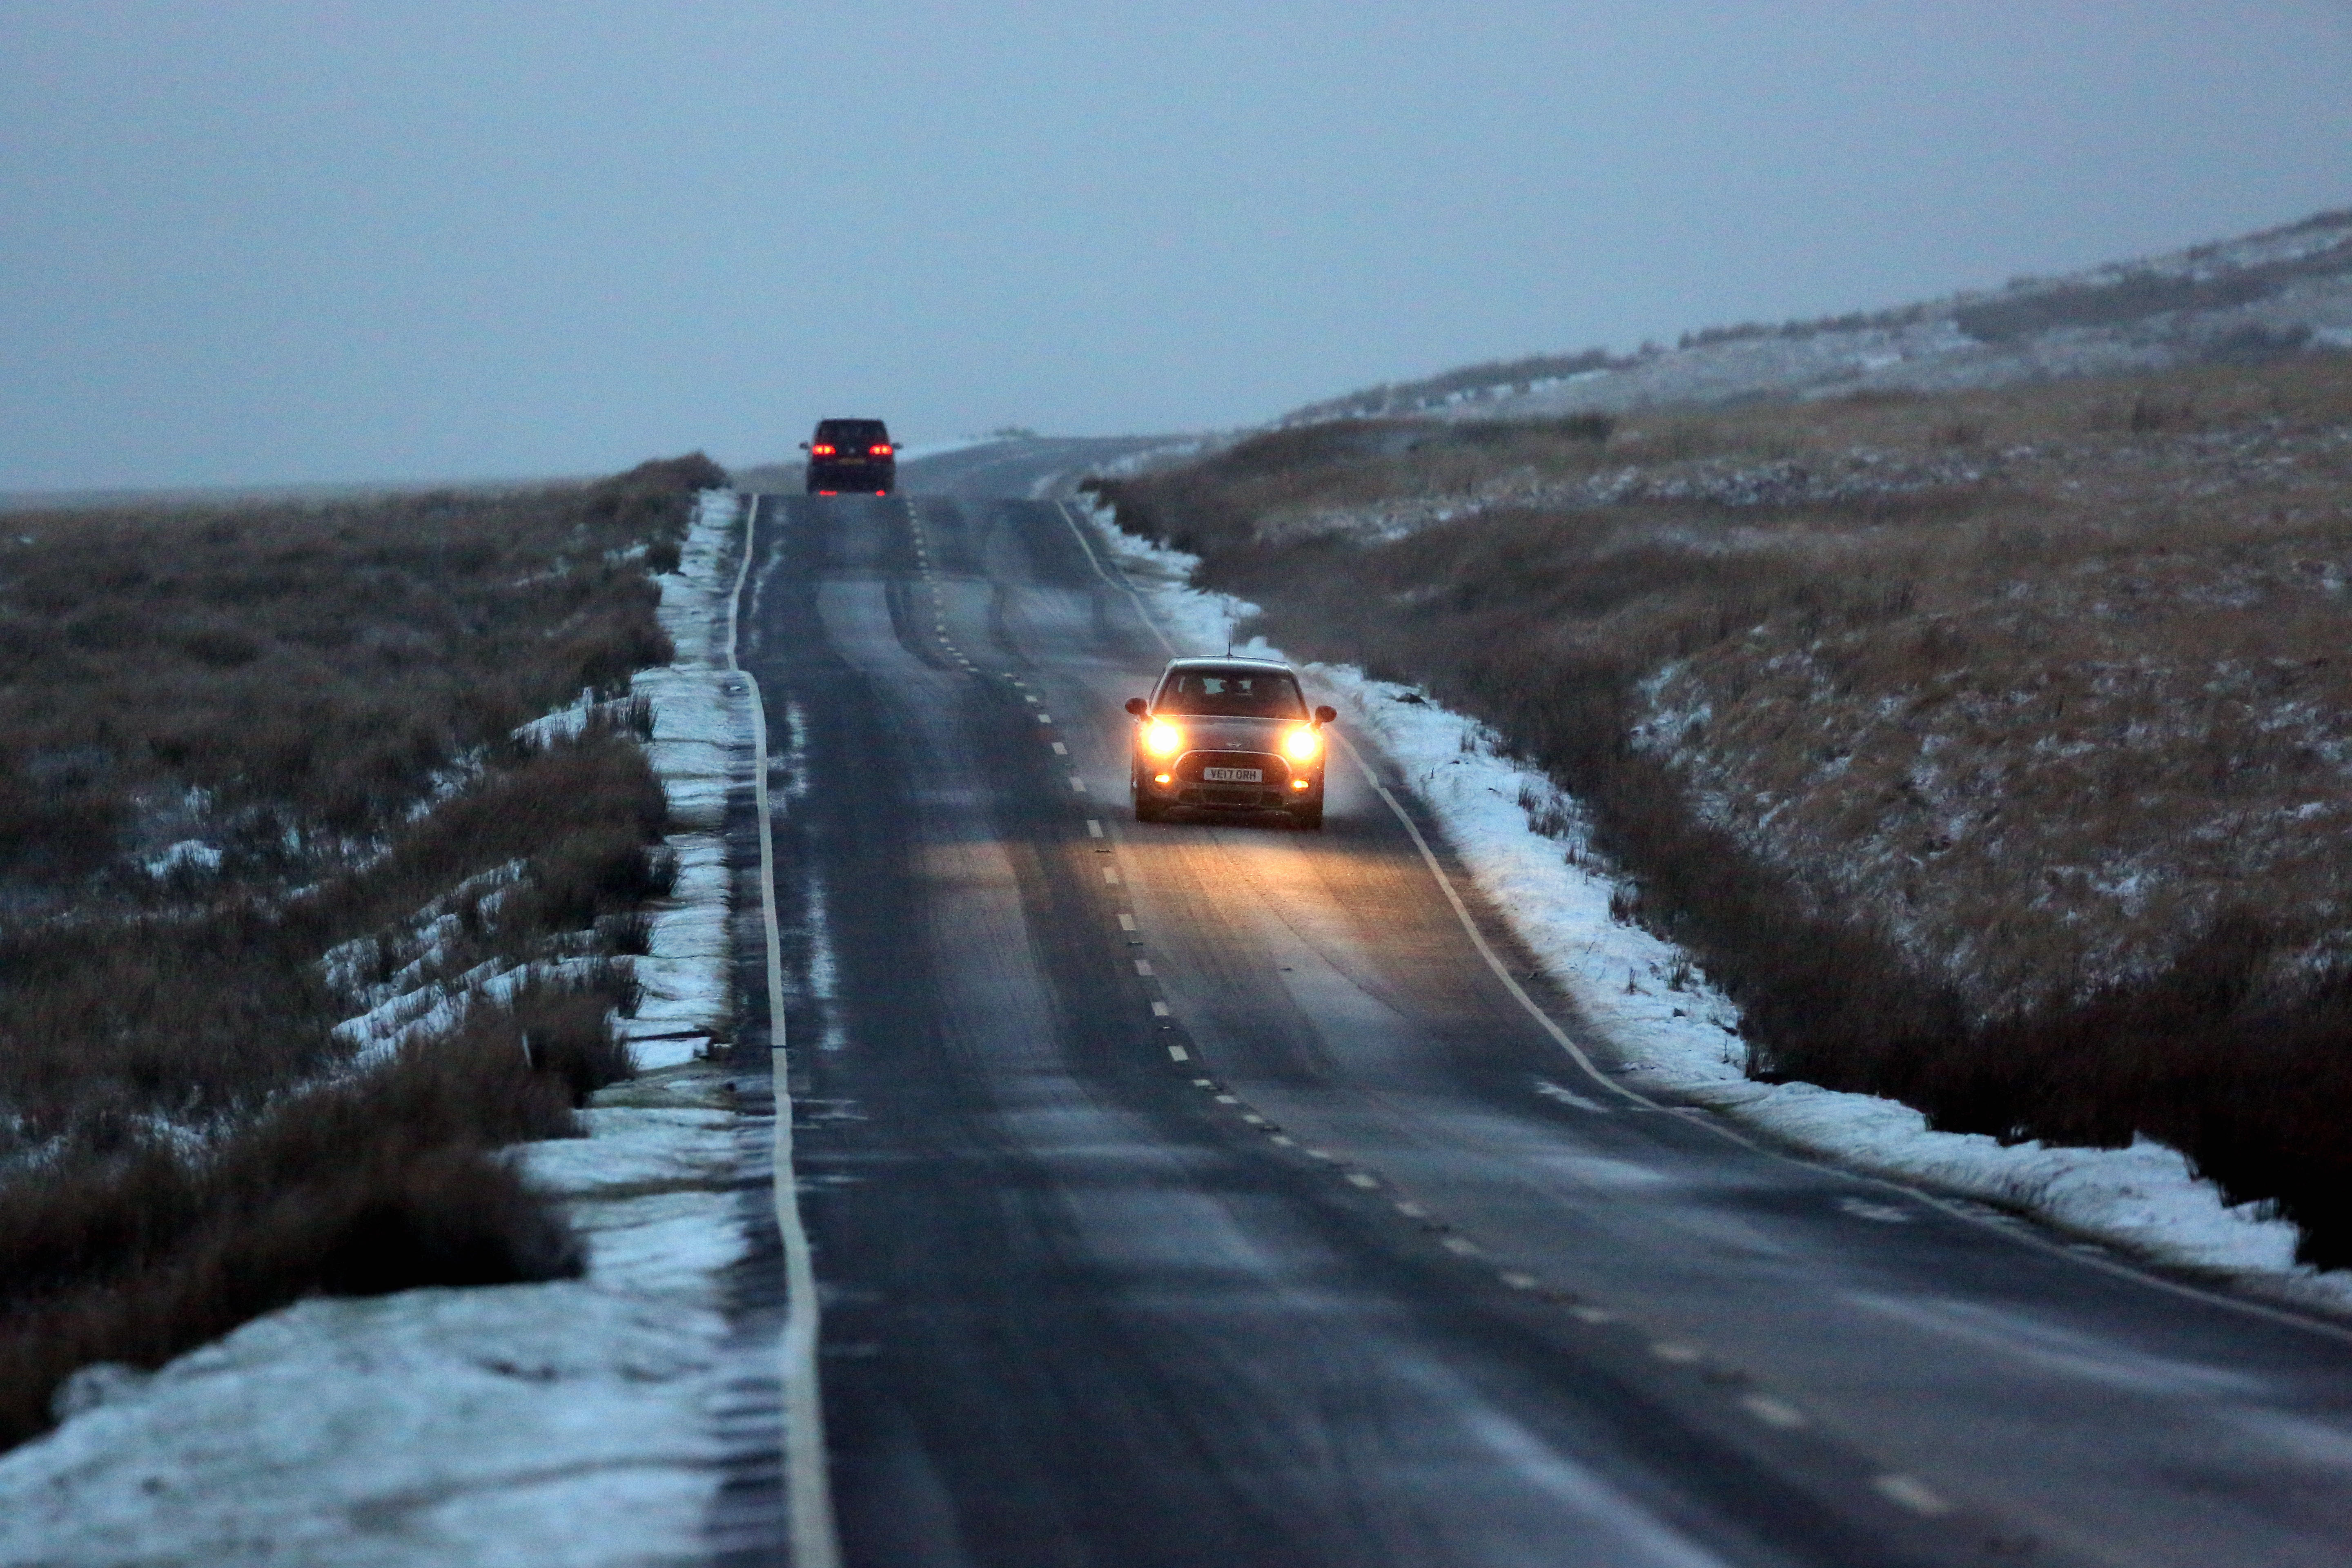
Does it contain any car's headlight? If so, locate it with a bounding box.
[1283,725,1321,762]
[1144,720,1184,757]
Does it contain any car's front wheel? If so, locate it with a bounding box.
[1292,802,1323,831]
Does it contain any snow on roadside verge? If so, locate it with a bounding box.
[0,1097,748,1568]
[1071,496,2352,1316]
[619,488,747,1069]
[324,489,747,1075]
[0,490,761,1566]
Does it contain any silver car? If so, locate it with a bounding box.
[1124,658,1336,829]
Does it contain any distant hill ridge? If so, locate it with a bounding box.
[1283,207,2352,425]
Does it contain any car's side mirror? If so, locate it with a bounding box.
[799,441,811,451]
[1314,705,1337,725]
[1124,697,1149,717]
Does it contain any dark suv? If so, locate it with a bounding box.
[1125,657,1336,829]
[802,418,895,494]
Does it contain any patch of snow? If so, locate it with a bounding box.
[615,833,731,1062]
[636,489,752,835]
[320,862,527,1000]
[511,686,604,748]
[633,665,738,833]
[891,436,1002,462]
[607,488,752,1073]
[334,955,620,1066]
[0,1076,753,1568]
[1080,503,2352,1313]
[142,839,221,878]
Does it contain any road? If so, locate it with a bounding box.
[728,441,2352,1567]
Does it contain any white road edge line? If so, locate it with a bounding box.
[1056,498,2352,1348]
[1334,735,1651,1108]
[732,493,843,1568]
[1057,500,1176,655]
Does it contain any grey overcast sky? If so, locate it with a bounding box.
[4,3,2350,491]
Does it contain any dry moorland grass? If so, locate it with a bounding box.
[0,462,703,897]
[0,454,723,1450]
[1089,354,2352,1264]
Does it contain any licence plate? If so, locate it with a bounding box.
[1202,766,1262,783]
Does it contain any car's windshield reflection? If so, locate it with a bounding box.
[1154,671,1306,719]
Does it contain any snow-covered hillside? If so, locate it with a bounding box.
[1289,209,2352,426]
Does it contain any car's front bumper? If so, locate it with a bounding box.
[1139,750,1323,811]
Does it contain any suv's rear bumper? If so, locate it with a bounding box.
[806,463,895,494]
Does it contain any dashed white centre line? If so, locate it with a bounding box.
[1740,1395,1808,1430]
[1344,1172,1380,1190]
[1051,742,1068,755]
[1872,1476,1953,1517]
[1569,1305,1615,1325]
[1103,866,1121,885]
[1086,819,1104,838]
[1167,1044,1189,1062]
[1150,1000,1169,1017]
[1117,913,1136,931]
[1214,1094,1239,1105]
[1036,713,1052,724]
[1650,1342,1703,1364]
[1440,1236,1483,1257]
[1133,959,1153,976]
[1070,775,1087,793]
[1394,1200,1428,1218]
[1499,1271,1539,1291]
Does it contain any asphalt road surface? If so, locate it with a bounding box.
[729,441,2352,1568]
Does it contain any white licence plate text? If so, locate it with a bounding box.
[1202,766,1262,783]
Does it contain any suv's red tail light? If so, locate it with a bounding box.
[811,443,836,457]
[870,443,892,457]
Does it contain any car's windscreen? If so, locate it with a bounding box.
[1154,669,1307,718]
[817,421,888,447]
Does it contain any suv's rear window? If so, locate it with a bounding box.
[1154,668,1306,719]
[816,420,889,446]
